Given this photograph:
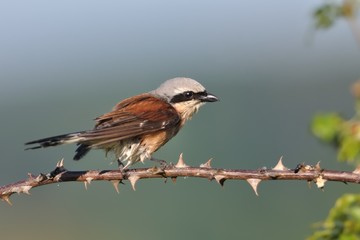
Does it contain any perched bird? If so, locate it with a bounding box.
[25,77,218,169]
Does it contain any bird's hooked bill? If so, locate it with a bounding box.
[200,92,219,102]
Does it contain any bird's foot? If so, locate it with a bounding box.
[117,159,131,174]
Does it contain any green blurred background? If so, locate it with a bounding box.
[1,1,359,239]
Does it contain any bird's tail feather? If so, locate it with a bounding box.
[25,132,86,150]
[74,144,91,160]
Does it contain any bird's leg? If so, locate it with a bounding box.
[117,159,131,174]
[117,158,124,169]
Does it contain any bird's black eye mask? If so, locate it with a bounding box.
[170,91,208,103]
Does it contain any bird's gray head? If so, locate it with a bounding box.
[150,77,218,122]
[151,77,218,104]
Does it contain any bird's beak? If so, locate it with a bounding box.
[200,92,219,102]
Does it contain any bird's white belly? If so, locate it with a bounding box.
[112,139,151,167]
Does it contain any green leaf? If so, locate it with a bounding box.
[308,194,360,240]
[311,113,343,142]
[338,136,360,162]
[313,4,342,29]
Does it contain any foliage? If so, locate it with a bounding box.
[313,0,358,29]
[311,80,360,164]
[311,0,360,227]
[311,112,360,164]
[310,81,360,239]
[308,194,360,240]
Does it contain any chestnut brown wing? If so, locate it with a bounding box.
[80,94,181,146]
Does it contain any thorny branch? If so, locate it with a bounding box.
[1,154,360,205]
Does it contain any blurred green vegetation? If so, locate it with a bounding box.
[310,91,360,238]
[309,1,360,239]
[310,83,360,238]
[310,61,360,160]
[313,0,358,29]
[311,108,360,164]
[308,194,360,240]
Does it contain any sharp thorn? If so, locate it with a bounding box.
[171,177,177,183]
[246,178,261,196]
[83,177,94,190]
[1,195,12,206]
[200,158,212,168]
[272,156,288,171]
[315,161,322,171]
[86,177,93,185]
[175,153,189,168]
[56,158,64,168]
[214,175,226,186]
[353,165,360,174]
[128,175,140,191]
[111,180,120,194]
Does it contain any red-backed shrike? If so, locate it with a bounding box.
[26,77,218,169]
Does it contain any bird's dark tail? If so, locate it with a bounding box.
[25,131,92,160]
[74,144,91,160]
[25,132,86,150]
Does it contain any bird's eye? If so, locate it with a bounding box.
[184,91,194,99]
